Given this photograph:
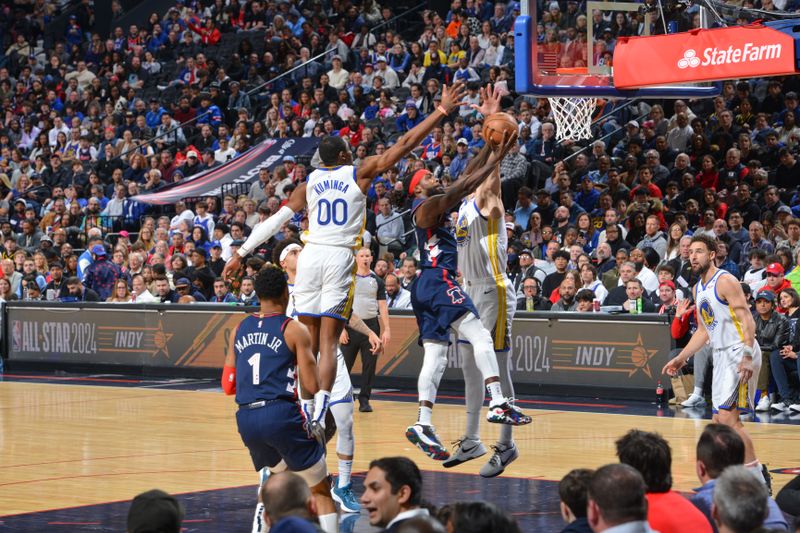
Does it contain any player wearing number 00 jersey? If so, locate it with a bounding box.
[223,82,467,441]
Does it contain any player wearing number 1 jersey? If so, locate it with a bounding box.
[223,82,468,442]
[221,266,337,533]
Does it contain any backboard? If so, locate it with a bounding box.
[514,0,720,98]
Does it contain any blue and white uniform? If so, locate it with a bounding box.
[233,313,324,472]
[294,165,366,320]
[695,269,762,411]
[287,283,352,405]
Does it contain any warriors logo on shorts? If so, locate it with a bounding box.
[698,299,717,331]
[454,213,470,246]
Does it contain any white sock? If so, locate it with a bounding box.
[252,502,265,533]
[313,390,331,426]
[338,459,352,487]
[692,387,702,397]
[486,381,504,406]
[418,405,433,425]
[319,512,338,533]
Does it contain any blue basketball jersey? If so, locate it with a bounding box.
[412,198,459,272]
[234,314,297,405]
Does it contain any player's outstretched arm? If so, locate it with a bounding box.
[221,327,237,395]
[470,83,504,214]
[415,130,517,229]
[223,183,308,278]
[285,319,320,396]
[356,81,468,189]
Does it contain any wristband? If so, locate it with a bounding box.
[300,398,314,423]
[437,105,449,116]
[743,345,754,358]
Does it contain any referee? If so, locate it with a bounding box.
[341,247,390,413]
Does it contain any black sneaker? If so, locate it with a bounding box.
[358,397,373,413]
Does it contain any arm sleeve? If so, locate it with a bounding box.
[221,365,236,395]
[671,312,690,340]
[237,205,296,256]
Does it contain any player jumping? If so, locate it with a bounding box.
[221,266,338,533]
[223,81,468,441]
[447,85,522,477]
[662,234,768,485]
[406,130,531,462]
[274,238,381,515]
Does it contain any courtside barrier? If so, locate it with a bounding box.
[3,303,671,399]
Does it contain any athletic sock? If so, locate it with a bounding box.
[338,459,352,487]
[319,512,338,533]
[465,413,481,442]
[486,381,505,406]
[692,387,702,397]
[251,502,265,533]
[417,405,433,425]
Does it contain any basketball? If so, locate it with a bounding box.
[482,112,518,148]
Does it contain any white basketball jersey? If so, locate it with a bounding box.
[304,165,366,248]
[455,198,508,282]
[695,269,745,349]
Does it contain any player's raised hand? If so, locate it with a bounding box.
[222,253,242,280]
[487,130,518,165]
[662,354,687,377]
[440,80,468,113]
[471,83,503,117]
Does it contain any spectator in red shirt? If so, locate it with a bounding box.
[616,429,713,533]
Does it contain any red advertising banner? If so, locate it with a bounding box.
[613,24,796,88]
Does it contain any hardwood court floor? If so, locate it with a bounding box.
[2,381,799,520]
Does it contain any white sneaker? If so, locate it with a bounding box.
[442,437,487,468]
[771,399,793,411]
[789,403,800,413]
[755,395,772,412]
[479,442,519,478]
[252,502,266,533]
[680,393,706,408]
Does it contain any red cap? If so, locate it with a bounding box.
[408,169,430,195]
[659,280,676,290]
[766,262,785,276]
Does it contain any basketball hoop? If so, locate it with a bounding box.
[548,95,597,142]
[546,68,597,142]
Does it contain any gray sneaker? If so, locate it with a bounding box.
[442,437,487,468]
[479,442,519,478]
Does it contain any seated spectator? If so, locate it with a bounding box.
[59,276,100,302]
[438,501,520,533]
[552,275,579,312]
[574,289,596,312]
[107,279,133,303]
[587,464,655,533]
[558,469,594,533]
[691,424,787,531]
[711,466,771,533]
[385,273,412,309]
[127,489,183,533]
[262,472,326,532]
[615,429,713,533]
[622,279,656,313]
[361,456,428,531]
[210,278,237,303]
[517,276,552,311]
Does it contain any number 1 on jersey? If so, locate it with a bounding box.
[248,352,260,385]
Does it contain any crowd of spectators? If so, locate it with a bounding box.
[0,0,799,317]
[126,425,799,532]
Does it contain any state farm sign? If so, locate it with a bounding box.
[614,24,796,88]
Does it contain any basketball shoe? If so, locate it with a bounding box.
[442,437,487,468]
[405,424,450,461]
[331,478,361,513]
[480,442,519,478]
[487,400,532,425]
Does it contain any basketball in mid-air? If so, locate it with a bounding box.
[482,112,518,149]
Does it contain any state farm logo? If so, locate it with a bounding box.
[677,43,782,69]
[677,49,701,69]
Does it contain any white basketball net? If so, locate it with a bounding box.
[548,96,597,142]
